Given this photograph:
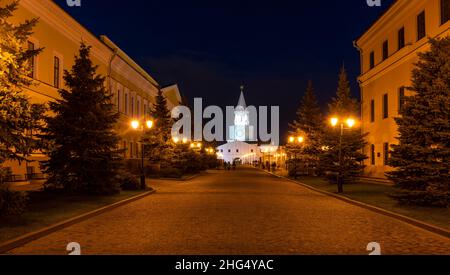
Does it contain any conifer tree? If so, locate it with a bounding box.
[143,89,174,167]
[0,1,44,216]
[320,67,367,184]
[41,43,122,195]
[0,1,44,168]
[288,81,324,169]
[151,89,173,141]
[387,37,450,207]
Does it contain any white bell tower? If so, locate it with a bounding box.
[229,86,253,142]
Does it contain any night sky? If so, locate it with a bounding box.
[54,0,394,138]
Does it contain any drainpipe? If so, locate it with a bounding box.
[108,48,120,112]
[353,40,366,166]
[353,40,364,105]
[108,48,119,109]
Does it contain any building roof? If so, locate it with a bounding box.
[237,86,247,108]
[100,36,159,88]
[355,0,399,43]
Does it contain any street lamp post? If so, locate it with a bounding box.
[288,136,305,179]
[330,117,356,193]
[131,119,154,190]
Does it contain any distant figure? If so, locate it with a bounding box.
[232,162,236,170]
[271,162,277,172]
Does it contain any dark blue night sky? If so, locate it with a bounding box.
[54,0,394,136]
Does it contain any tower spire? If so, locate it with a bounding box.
[237,85,247,108]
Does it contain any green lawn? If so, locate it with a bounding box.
[0,190,145,244]
[285,175,450,231]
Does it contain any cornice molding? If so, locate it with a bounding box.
[20,0,111,64]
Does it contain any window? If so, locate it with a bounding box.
[137,100,140,117]
[370,99,375,123]
[398,27,405,50]
[131,97,134,117]
[417,11,426,40]
[144,104,147,118]
[369,51,375,69]
[221,149,224,153]
[236,149,239,153]
[27,41,35,78]
[130,142,133,158]
[124,94,128,114]
[228,150,231,153]
[26,166,35,177]
[53,57,60,88]
[382,94,389,119]
[251,149,254,153]
[371,145,376,165]
[382,40,389,60]
[383,143,390,166]
[117,90,121,111]
[442,0,450,25]
[398,87,405,114]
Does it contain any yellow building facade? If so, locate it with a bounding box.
[4,0,181,182]
[355,0,450,179]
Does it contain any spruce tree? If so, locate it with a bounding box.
[288,81,324,169]
[0,1,44,168]
[320,67,367,185]
[0,1,44,216]
[387,37,450,207]
[151,89,173,141]
[41,43,122,195]
[143,89,174,167]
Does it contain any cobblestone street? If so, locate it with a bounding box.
[8,168,450,255]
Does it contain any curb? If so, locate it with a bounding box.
[152,172,204,182]
[262,169,450,239]
[0,189,156,254]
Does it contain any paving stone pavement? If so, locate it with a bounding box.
[7,167,450,255]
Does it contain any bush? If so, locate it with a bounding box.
[160,167,183,179]
[0,185,29,217]
[117,172,140,191]
[391,189,450,208]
